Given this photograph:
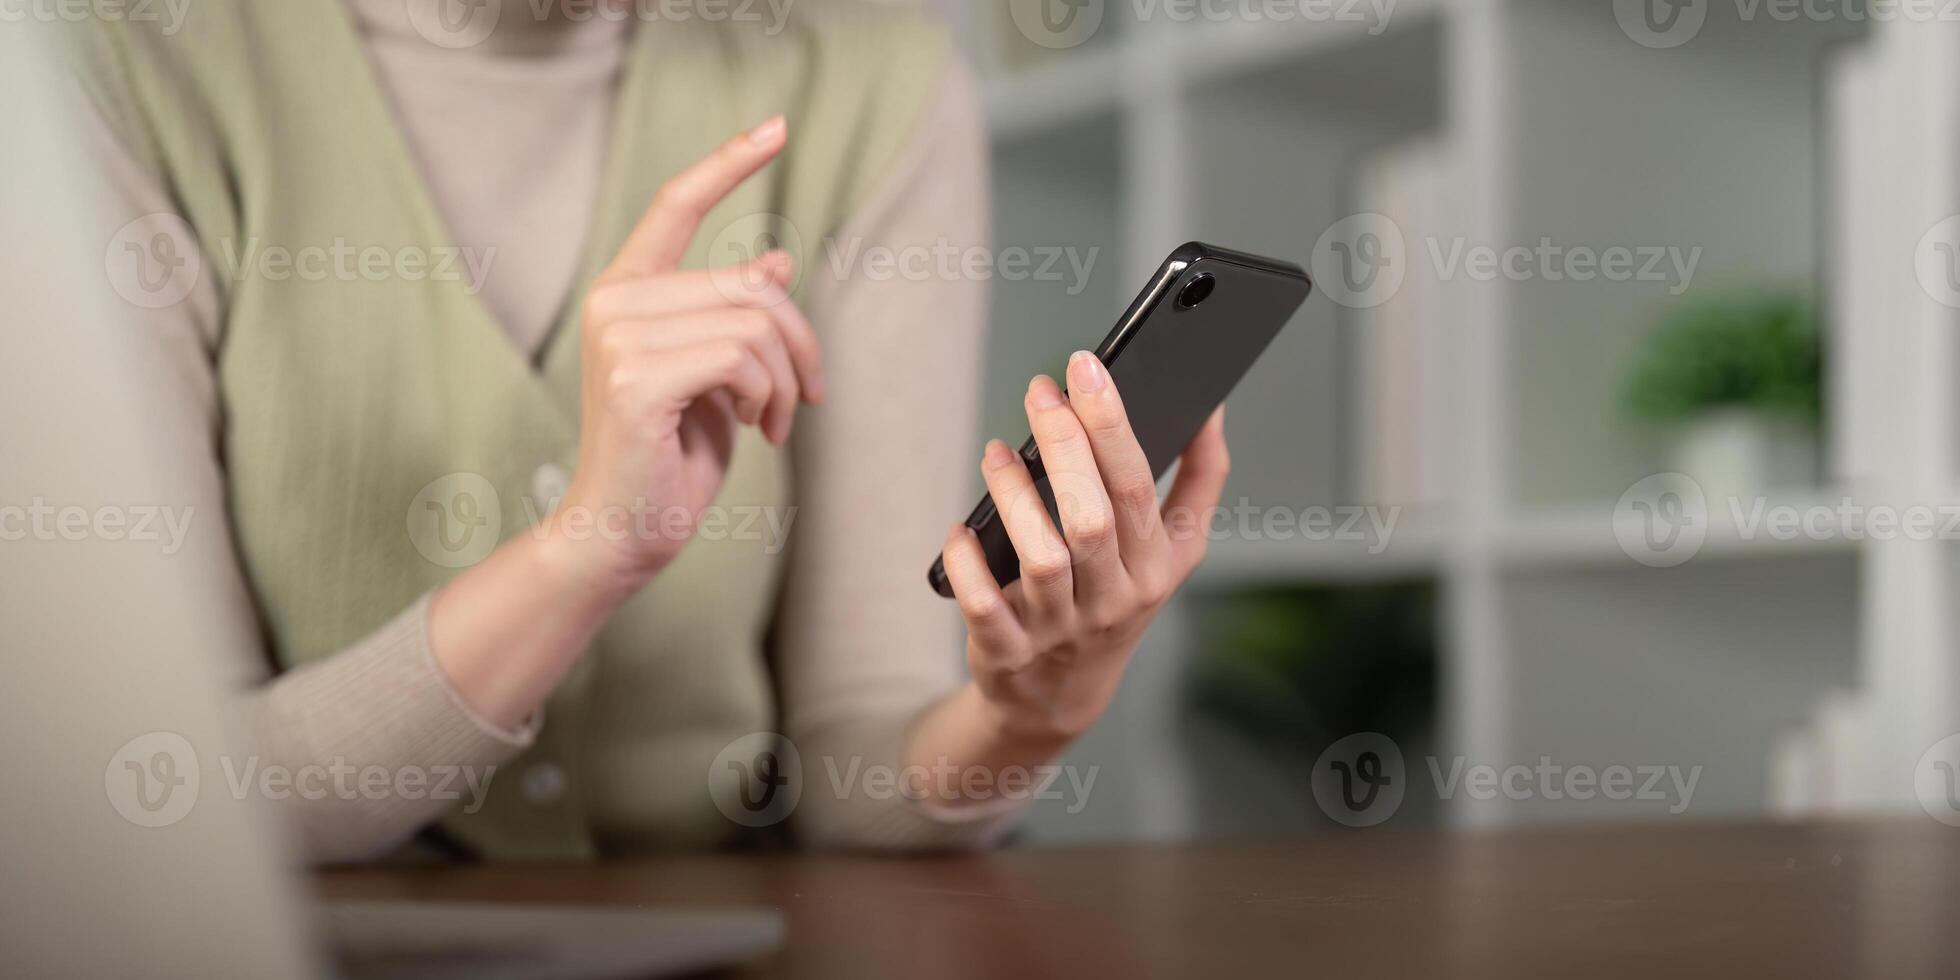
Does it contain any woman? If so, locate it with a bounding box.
[70,0,1229,861]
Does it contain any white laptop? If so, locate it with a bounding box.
[325,902,782,980]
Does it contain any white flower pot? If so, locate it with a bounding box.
[1668,409,1818,502]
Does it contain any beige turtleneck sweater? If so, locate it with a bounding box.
[75,0,1014,859]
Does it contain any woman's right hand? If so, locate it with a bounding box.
[430,117,817,728]
[552,116,824,594]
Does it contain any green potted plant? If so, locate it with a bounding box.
[1622,290,1822,497]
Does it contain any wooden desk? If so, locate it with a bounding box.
[321,820,1959,979]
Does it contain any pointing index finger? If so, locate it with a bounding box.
[602,115,789,283]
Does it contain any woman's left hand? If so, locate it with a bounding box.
[939,350,1231,745]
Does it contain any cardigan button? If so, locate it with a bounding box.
[531,463,569,513]
[521,762,568,806]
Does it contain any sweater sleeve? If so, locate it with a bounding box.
[72,85,536,866]
[776,56,1030,850]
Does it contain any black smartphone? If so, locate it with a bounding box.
[928,242,1313,598]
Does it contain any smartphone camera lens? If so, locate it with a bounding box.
[1177,273,1217,310]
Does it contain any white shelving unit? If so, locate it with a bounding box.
[941,1,1960,841]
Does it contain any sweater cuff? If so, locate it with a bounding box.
[404,594,543,748]
[269,593,539,758]
[790,709,1029,852]
[251,594,539,862]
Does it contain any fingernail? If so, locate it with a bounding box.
[983,439,1015,471]
[761,251,795,286]
[1068,350,1106,392]
[749,115,787,147]
[1027,375,1064,409]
